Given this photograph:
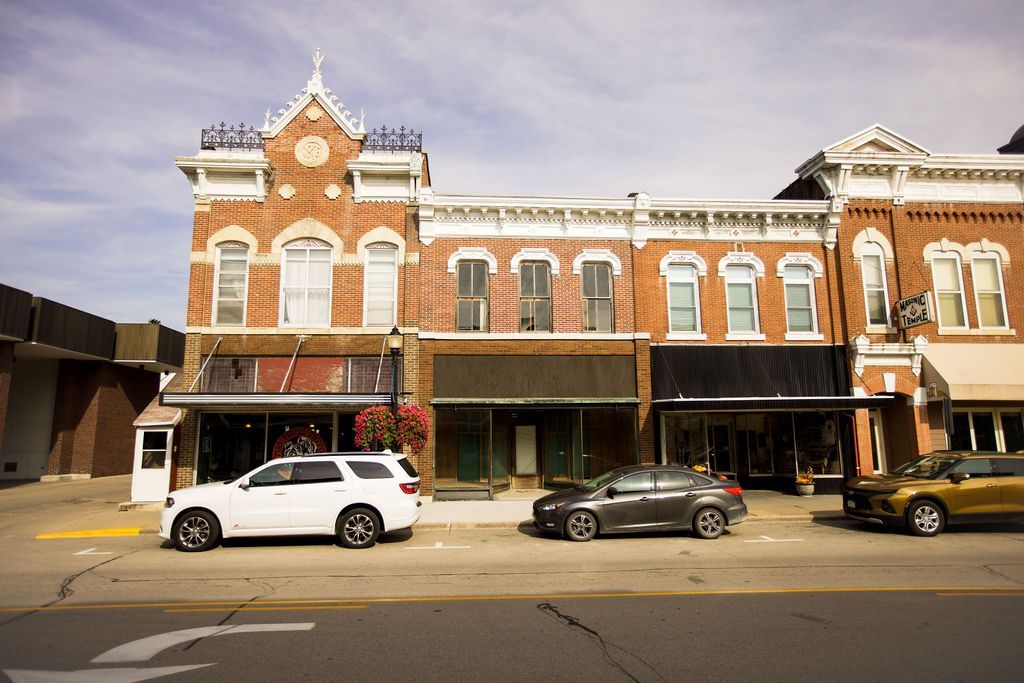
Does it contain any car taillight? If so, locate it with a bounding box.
[723,486,743,497]
[400,482,420,494]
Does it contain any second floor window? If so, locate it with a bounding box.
[519,261,551,332]
[932,256,966,328]
[972,255,1008,328]
[581,263,612,332]
[456,261,488,331]
[667,264,699,333]
[783,265,816,334]
[861,248,890,326]
[214,244,248,326]
[281,240,331,327]
[365,244,398,327]
[725,265,758,334]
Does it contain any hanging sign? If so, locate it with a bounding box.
[896,292,934,329]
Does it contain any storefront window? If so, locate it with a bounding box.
[581,408,636,479]
[794,412,841,475]
[735,413,771,475]
[950,412,972,450]
[1000,412,1024,452]
[197,413,267,483]
[544,411,572,482]
[435,409,489,487]
[971,412,997,451]
[663,413,708,469]
[492,411,510,489]
[267,414,333,459]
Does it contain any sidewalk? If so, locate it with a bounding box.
[1,476,845,536]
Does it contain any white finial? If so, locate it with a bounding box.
[313,48,324,77]
[263,108,271,129]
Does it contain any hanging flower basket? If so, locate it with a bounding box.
[354,404,430,453]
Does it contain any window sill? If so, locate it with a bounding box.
[972,328,1016,336]
[725,332,766,341]
[666,332,707,341]
[864,325,897,335]
[784,332,824,341]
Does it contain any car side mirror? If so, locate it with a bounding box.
[239,480,251,491]
[607,486,618,498]
[950,472,970,484]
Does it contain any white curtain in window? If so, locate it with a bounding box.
[668,265,698,332]
[784,266,815,333]
[973,257,1006,328]
[365,247,397,326]
[933,257,965,327]
[726,265,756,332]
[281,244,331,326]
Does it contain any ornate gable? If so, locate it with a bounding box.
[824,124,930,156]
[260,49,365,141]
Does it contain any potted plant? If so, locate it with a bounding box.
[354,404,430,453]
[795,467,815,496]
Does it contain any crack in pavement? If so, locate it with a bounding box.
[180,577,281,653]
[537,602,666,683]
[0,552,134,628]
[981,564,1024,585]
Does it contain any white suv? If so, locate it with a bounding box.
[160,451,421,552]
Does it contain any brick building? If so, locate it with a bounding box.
[0,284,182,482]
[158,55,1023,500]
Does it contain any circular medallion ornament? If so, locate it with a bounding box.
[271,427,326,459]
[305,106,323,122]
[295,135,329,168]
[325,184,342,200]
[278,183,296,199]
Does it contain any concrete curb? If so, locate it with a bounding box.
[414,514,846,531]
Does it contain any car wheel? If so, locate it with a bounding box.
[906,500,945,537]
[172,510,220,552]
[337,508,380,549]
[564,510,597,542]
[692,507,725,539]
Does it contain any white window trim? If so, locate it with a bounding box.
[970,252,1010,330]
[279,239,332,328]
[660,251,707,277]
[580,262,614,333]
[665,263,703,336]
[851,227,894,262]
[511,248,560,276]
[859,246,892,328]
[775,253,824,278]
[572,249,622,276]
[448,246,498,274]
[363,243,399,328]
[930,252,969,332]
[723,264,761,337]
[213,242,249,328]
[717,252,765,277]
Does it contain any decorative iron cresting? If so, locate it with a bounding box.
[201,122,264,151]
[364,126,422,152]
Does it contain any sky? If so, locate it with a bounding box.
[1,0,1021,333]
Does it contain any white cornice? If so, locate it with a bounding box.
[849,334,928,377]
[175,154,272,202]
[347,152,422,203]
[417,189,832,247]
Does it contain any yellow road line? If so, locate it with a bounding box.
[165,605,369,613]
[937,592,1024,597]
[2,585,1023,613]
[36,528,141,539]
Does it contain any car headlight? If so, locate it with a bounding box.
[540,502,566,511]
[165,496,175,508]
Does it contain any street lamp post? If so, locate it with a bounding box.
[387,326,403,417]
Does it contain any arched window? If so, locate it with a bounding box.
[581,262,613,332]
[971,253,1009,329]
[667,264,700,334]
[932,254,968,329]
[456,261,489,331]
[860,242,891,327]
[281,238,331,327]
[520,261,551,332]
[364,243,398,327]
[725,265,759,335]
[214,242,248,326]
[783,265,817,334]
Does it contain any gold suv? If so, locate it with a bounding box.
[843,451,1024,536]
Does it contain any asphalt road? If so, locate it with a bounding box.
[1,519,1023,680]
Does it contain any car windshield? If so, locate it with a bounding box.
[891,455,961,480]
[580,469,628,492]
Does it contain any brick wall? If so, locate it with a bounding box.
[45,361,158,477]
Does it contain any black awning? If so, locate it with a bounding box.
[652,345,853,401]
[653,396,892,411]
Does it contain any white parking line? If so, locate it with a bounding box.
[74,548,112,556]
[403,541,471,550]
[92,623,315,663]
[743,535,804,543]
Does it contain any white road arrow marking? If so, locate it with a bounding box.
[743,535,804,543]
[91,623,315,664]
[403,541,471,550]
[74,548,112,556]
[3,664,212,682]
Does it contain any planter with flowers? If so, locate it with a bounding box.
[795,467,815,496]
[354,404,430,454]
